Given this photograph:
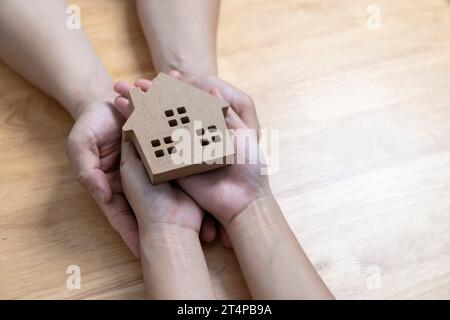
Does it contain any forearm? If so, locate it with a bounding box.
[0,0,113,119]
[140,223,216,300]
[135,0,220,75]
[227,194,334,299]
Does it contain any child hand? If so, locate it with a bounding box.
[120,140,204,234]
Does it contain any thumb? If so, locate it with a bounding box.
[67,130,112,203]
[121,140,140,164]
[120,140,153,194]
[78,168,112,203]
[113,96,133,119]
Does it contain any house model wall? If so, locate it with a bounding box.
[122,73,235,184]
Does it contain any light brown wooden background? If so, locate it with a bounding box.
[1,0,449,299]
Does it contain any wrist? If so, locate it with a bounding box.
[72,93,116,121]
[217,183,272,227]
[225,192,282,239]
[153,47,217,77]
[139,222,199,243]
[223,193,333,299]
[139,222,201,259]
[134,211,202,237]
[64,77,115,120]
[139,222,214,299]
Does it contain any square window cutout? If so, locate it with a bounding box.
[151,139,161,147]
[181,116,190,124]
[164,136,172,144]
[155,149,164,158]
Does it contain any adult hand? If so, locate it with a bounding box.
[66,99,140,257]
[168,71,260,133]
[176,88,271,229]
[168,71,268,244]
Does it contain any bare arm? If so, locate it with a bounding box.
[120,141,215,299]
[135,0,220,75]
[140,224,215,299]
[0,0,113,118]
[173,91,333,299]
[227,194,334,299]
[0,0,140,256]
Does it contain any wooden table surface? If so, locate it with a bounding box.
[1,0,449,299]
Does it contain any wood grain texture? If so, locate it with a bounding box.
[1,0,449,299]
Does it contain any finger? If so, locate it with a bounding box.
[209,88,248,131]
[78,168,112,203]
[113,81,134,118]
[113,81,133,97]
[121,141,174,198]
[121,140,140,164]
[120,140,156,199]
[180,74,260,133]
[67,131,113,203]
[107,171,122,194]
[200,214,217,242]
[217,85,260,134]
[99,143,121,172]
[225,107,249,131]
[114,96,131,119]
[169,70,182,80]
[209,87,224,100]
[220,226,232,248]
[135,79,153,92]
[96,193,140,258]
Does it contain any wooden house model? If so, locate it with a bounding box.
[122,73,235,184]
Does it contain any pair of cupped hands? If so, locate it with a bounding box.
[66,71,269,257]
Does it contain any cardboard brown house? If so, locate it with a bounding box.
[122,73,235,184]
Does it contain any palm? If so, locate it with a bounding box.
[171,72,267,225]
[76,101,122,172]
[69,100,205,256]
[125,179,204,233]
[178,160,264,225]
[119,138,204,233]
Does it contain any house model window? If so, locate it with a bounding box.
[122,73,235,184]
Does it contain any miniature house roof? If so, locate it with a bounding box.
[123,73,229,133]
[122,73,234,184]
